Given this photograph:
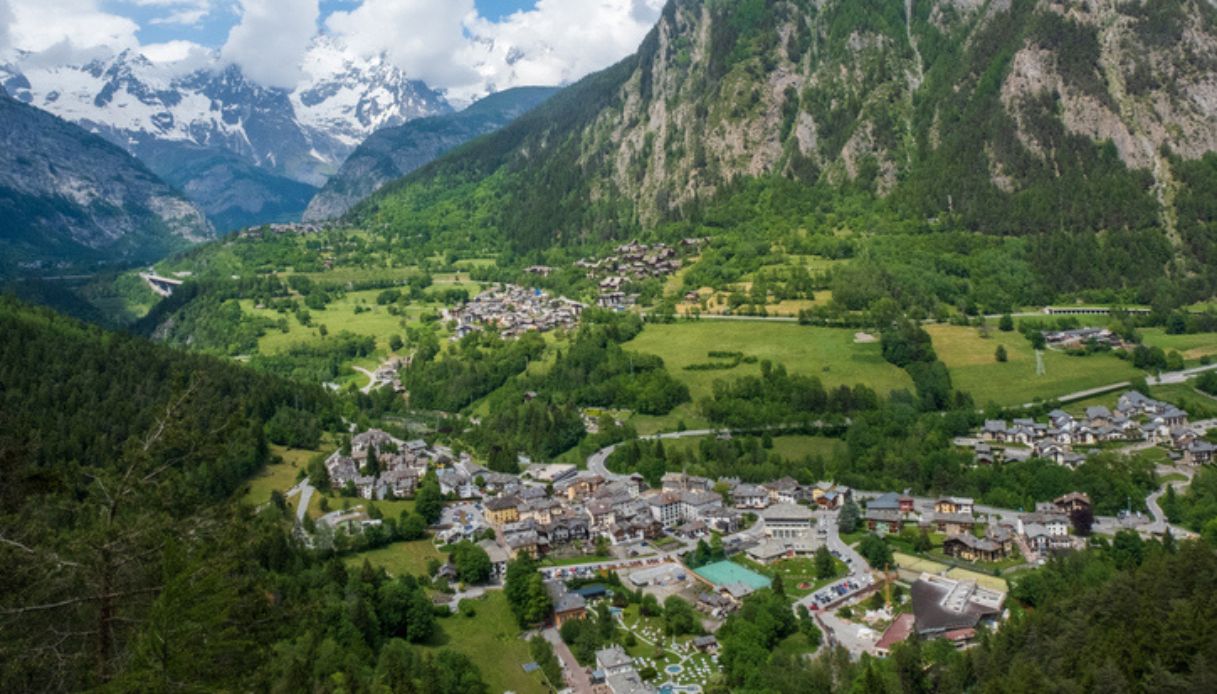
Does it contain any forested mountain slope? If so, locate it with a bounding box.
[0,91,213,276]
[357,0,1217,282]
[305,86,559,221]
[0,297,488,692]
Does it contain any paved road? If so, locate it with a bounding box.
[587,423,841,482]
[587,429,726,482]
[1005,361,1217,409]
[352,366,377,394]
[542,626,590,693]
[594,419,1207,544]
[793,510,874,611]
[287,479,315,523]
[1143,467,1197,538]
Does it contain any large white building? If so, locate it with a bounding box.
[762,503,814,539]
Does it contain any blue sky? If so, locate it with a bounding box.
[119,1,540,47]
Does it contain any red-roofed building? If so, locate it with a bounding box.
[875,613,915,656]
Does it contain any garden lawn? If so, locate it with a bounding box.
[344,539,446,579]
[926,324,1142,406]
[623,321,913,405]
[616,605,717,688]
[765,557,847,597]
[421,590,548,694]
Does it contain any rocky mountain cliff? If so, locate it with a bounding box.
[0,90,212,276]
[304,86,558,221]
[2,39,450,230]
[358,0,1217,272]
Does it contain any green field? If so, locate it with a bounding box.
[1149,383,1217,418]
[239,444,319,508]
[1139,329,1217,362]
[927,324,1142,406]
[770,435,846,461]
[661,434,844,461]
[345,539,446,579]
[616,604,719,688]
[739,556,848,598]
[240,290,430,356]
[421,591,548,694]
[623,322,913,406]
[294,266,422,287]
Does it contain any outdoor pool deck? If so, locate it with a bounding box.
[693,560,772,591]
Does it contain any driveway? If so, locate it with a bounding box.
[542,626,591,693]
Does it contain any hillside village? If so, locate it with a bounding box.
[300,383,1217,692]
[445,284,585,340]
[965,390,1213,467]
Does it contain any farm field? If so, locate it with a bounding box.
[926,324,1142,406]
[420,591,548,694]
[623,321,913,405]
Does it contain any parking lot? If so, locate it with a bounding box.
[806,573,873,610]
[436,501,488,542]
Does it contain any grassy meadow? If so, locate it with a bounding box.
[623,321,913,405]
[345,539,445,579]
[240,443,325,510]
[659,434,844,461]
[420,591,548,694]
[926,324,1142,406]
[1138,328,1217,362]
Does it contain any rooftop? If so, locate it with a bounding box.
[762,503,814,521]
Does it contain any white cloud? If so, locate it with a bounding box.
[124,0,214,27]
[324,0,478,89]
[149,9,209,26]
[222,0,319,88]
[141,40,215,75]
[323,0,664,104]
[0,0,13,55]
[452,0,665,102]
[7,0,141,53]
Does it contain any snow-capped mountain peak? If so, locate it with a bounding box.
[5,41,451,186]
[293,37,452,150]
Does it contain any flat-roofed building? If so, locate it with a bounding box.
[762,503,814,539]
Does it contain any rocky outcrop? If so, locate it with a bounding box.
[0,92,212,275]
[364,0,1217,254]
